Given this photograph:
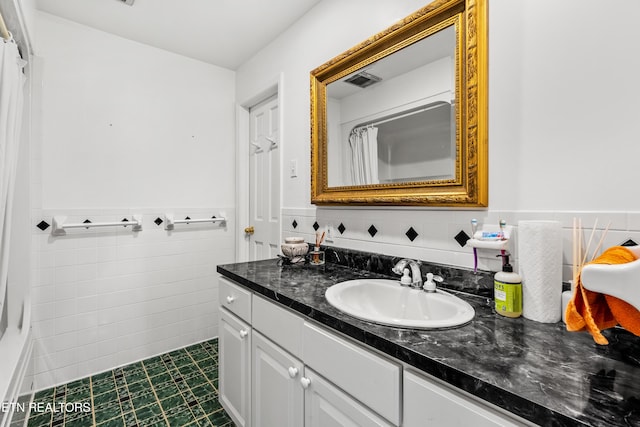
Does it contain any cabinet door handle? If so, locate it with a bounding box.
[239,329,248,339]
[288,367,298,378]
[226,296,235,304]
[300,377,311,389]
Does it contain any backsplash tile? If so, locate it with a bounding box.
[283,207,640,280]
[405,227,418,242]
[454,230,470,247]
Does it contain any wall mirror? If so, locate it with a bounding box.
[310,0,487,206]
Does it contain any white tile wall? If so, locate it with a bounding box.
[284,207,640,281]
[30,207,235,390]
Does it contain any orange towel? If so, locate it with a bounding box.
[565,246,640,345]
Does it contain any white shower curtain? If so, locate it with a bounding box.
[348,126,379,185]
[0,38,26,332]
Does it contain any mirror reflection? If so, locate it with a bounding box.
[326,25,457,188]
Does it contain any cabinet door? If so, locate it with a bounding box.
[252,331,304,427]
[303,368,393,427]
[404,370,526,427]
[219,309,251,427]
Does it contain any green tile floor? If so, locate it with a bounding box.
[27,339,233,427]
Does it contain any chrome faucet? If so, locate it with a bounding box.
[392,259,423,288]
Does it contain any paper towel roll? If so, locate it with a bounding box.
[518,220,563,323]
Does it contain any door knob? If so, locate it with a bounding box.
[244,226,255,235]
[300,377,311,389]
[239,329,249,339]
[226,296,235,304]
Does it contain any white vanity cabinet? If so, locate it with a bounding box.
[218,276,530,427]
[218,278,253,427]
[219,308,251,427]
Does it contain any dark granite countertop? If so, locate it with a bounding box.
[217,256,640,427]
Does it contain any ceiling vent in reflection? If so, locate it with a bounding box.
[344,71,382,88]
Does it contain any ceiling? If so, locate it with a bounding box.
[328,25,455,100]
[35,0,323,70]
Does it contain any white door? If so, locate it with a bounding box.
[219,309,252,427]
[303,368,393,427]
[247,96,280,261]
[252,331,304,427]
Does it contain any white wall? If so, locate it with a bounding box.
[31,12,236,389]
[237,0,640,275]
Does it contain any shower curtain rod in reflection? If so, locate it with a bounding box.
[0,9,11,40]
[350,100,451,134]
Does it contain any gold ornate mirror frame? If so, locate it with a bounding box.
[310,0,487,206]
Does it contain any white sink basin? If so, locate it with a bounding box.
[325,279,475,329]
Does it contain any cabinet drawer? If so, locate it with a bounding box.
[219,277,252,322]
[253,295,304,359]
[404,370,530,427]
[304,368,393,427]
[303,322,401,426]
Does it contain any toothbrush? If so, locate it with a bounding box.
[471,219,478,272]
[499,219,507,265]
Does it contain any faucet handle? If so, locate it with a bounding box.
[423,273,443,292]
[400,268,413,285]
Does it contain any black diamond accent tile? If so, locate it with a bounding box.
[185,216,191,220]
[313,221,320,231]
[455,230,471,247]
[368,225,378,238]
[338,223,346,234]
[122,218,129,227]
[622,239,638,247]
[292,220,298,229]
[154,217,163,226]
[83,219,92,228]
[406,227,419,242]
[211,215,217,219]
[37,220,50,231]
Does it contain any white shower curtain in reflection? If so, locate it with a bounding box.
[0,38,26,329]
[348,126,379,185]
